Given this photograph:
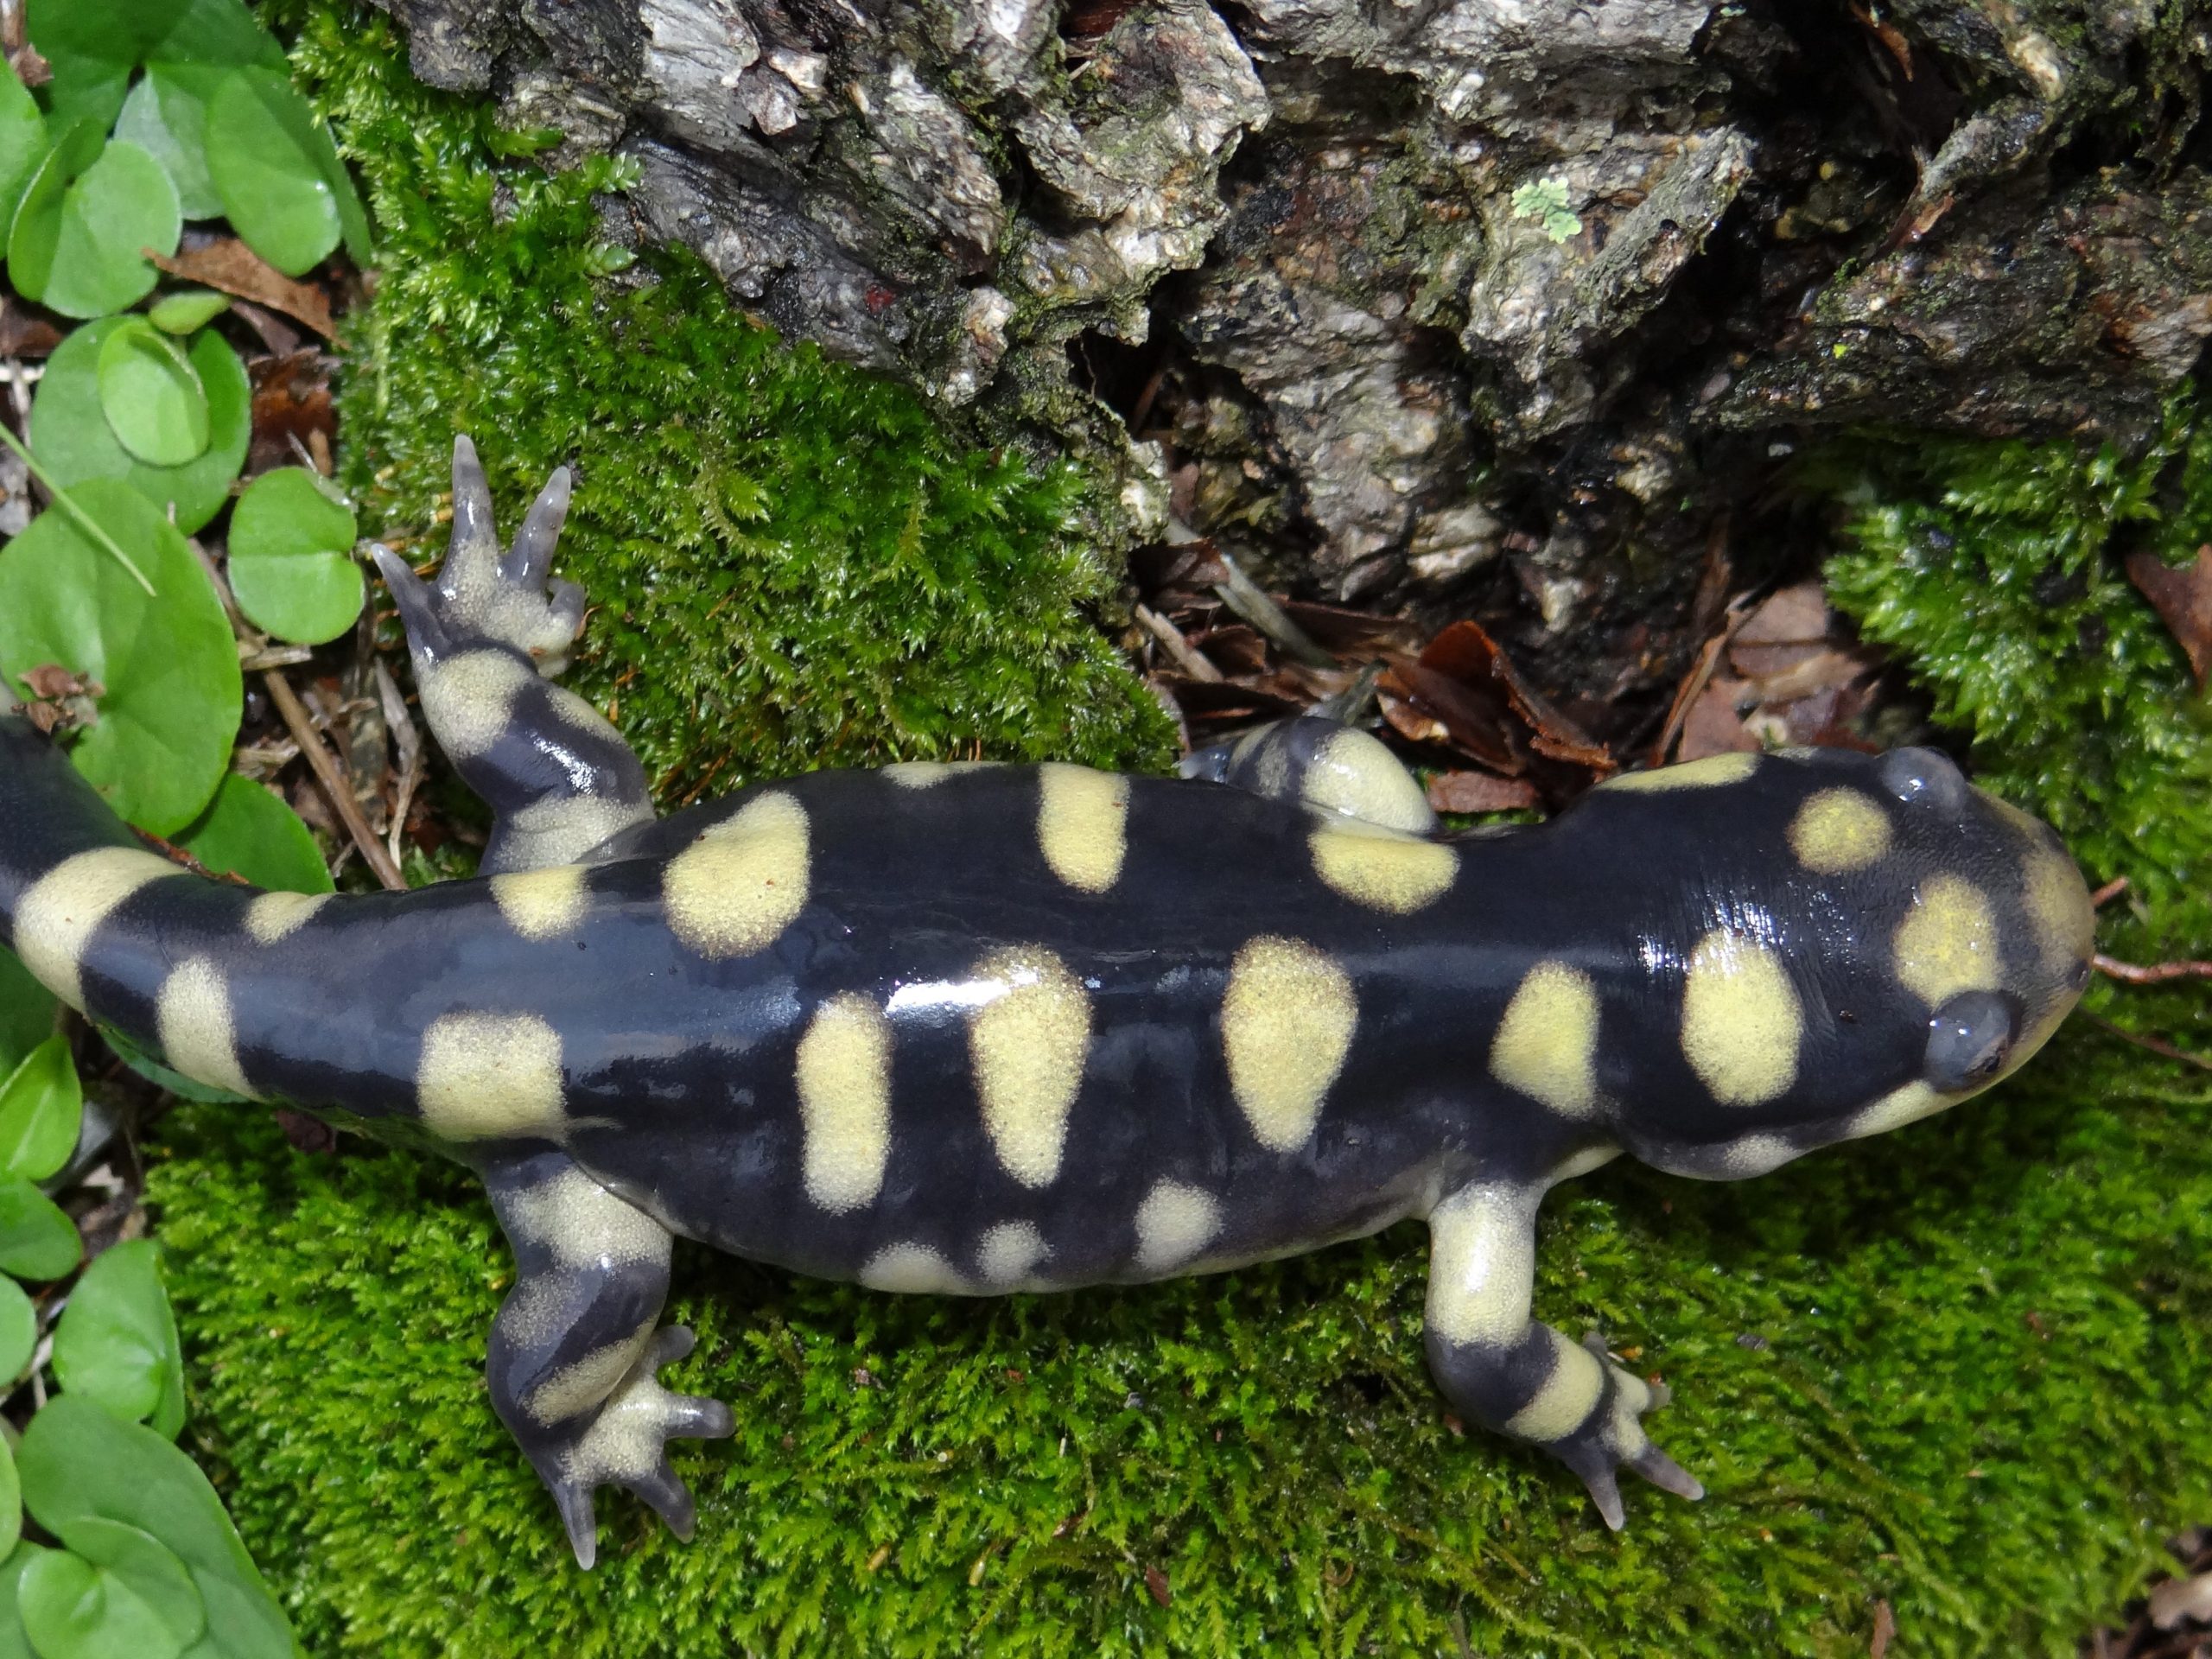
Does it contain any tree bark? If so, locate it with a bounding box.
[369,0,2212,689]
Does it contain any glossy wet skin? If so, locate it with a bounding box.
[0,438,2103,1559]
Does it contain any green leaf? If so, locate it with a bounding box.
[113,67,221,221]
[226,468,363,645]
[17,1399,293,1659]
[50,1522,201,1649]
[144,0,286,76]
[0,1035,82,1183]
[0,1543,35,1659]
[0,954,55,1077]
[0,478,241,835]
[95,320,208,468]
[29,319,251,535]
[0,70,47,236]
[144,289,228,334]
[17,1544,188,1659]
[7,138,180,320]
[206,67,366,276]
[0,1441,19,1569]
[4,118,99,295]
[54,1243,186,1441]
[0,1281,36,1393]
[0,1179,79,1281]
[22,0,171,131]
[175,776,332,895]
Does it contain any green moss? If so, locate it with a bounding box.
[149,1027,2212,1658]
[131,8,2212,1655]
[275,0,1173,798]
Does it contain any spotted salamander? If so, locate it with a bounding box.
[0,439,2097,1566]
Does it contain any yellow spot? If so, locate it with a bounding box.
[1035,763,1130,893]
[968,947,1091,1188]
[1893,874,2001,1007]
[664,790,810,959]
[1551,1143,1622,1181]
[1601,752,1761,792]
[155,957,255,1099]
[1426,1185,1536,1348]
[502,1166,669,1268]
[504,793,645,868]
[1722,1133,1800,1177]
[1133,1180,1222,1272]
[976,1222,1048,1285]
[528,1324,654,1425]
[12,847,180,1008]
[1788,788,1891,874]
[492,863,590,941]
[882,760,997,788]
[795,993,893,1214]
[860,1243,969,1294]
[417,1011,566,1141]
[242,890,332,944]
[1504,1333,1605,1442]
[417,648,534,759]
[1308,821,1457,913]
[2023,842,2094,976]
[1304,728,1434,833]
[1222,937,1356,1151]
[1490,962,1601,1116]
[1847,1080,1945,1139]
[1680,928,1802,1105]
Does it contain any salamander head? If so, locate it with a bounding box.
[1584,747,2094,1180]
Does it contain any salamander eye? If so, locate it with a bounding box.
[1879,747,1969,814]
[1924,991,2017,1092]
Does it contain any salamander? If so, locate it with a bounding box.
[0,439,2097,1566]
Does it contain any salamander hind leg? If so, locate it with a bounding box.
[1182,715,1436,836]
[483,1152,734,1567]
[1422,1181,1701,1529]
[372,436,654,873]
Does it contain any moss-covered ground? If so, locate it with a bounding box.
[136,5,2212,1653]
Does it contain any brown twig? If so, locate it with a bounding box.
[1649,592,1757,768]
[2080,1010,2212,1071]
[261,669,406,891]
[1133,602,1224,683]
[2094,952,2212,986]
[2091,875,2130,907]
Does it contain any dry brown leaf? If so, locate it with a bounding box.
[2126,545,2212,688]
[1426,771,1541,814]
[149,238,342,342]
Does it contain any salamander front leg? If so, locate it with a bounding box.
[373,436,655,873]
[1422,1181,1701,1529]
[1182,715,1437,836]
[484,1152,734,1567]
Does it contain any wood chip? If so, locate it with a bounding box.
[149,238,343,342]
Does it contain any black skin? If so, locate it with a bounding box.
[0,441,2094,1560]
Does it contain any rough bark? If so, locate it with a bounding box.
[369,0,2212,701]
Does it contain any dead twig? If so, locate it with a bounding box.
[261,669,406,891]
[2094,952,2212,986]
[2080,1011,2212,1072]
[1133,603,1224,683]
[2092,875,2130,907]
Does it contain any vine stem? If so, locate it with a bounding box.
[0,421,157,595]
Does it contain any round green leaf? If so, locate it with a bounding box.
[175,776,333,895]
[206,67,358,276]
[226,467,362,645]
[0,1034,82,1184]
[0,953,55,1077]
[8,139,180,321]
[17,1399,293,1659]
[29,320,251,535]
[0,70,47,235]
[48,1521,200,1649]
[53,1242,186,1439]
[0,1179,79,1282]
[17,1545,186,1659]
[0,1541,41,1659]
[24,0,175,131]
[0,478,241,835]
[4,118,101,300]
[95,320,208,468]
[0,1440,19,1569]
[0,1284,34,1395]
[113,67,220,220]
[144,289,228,334]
